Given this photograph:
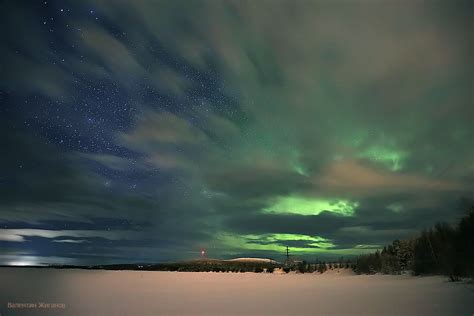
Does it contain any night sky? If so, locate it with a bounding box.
[1,0,472,265]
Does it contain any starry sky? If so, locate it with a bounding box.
[1,0,473,265]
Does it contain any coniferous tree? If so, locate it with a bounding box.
[354,205,473,279]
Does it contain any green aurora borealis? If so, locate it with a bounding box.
[0,0,472,265]
[264,196,358,217]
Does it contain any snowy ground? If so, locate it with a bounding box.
[0,268,473,316]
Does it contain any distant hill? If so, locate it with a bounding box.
[226,258,278,263]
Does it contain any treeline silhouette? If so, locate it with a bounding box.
[34,260,355,273]
[149,260,278,273]
[354,206,474,280]
[286,261,354,274]
[79,259,280,273]
[121,260,354,273]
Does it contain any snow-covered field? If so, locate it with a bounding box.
[0,268,472,316]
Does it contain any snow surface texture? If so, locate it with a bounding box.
[0,268,473,316]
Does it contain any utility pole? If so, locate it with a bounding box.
[286,246,290,262]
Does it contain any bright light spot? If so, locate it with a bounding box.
[9,261,32,266]
[8,257,38,266]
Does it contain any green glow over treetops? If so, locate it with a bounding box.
[218,233,334,253]
[263,196,358,216]
[357,146,408,171]
[217,233,378,256]
[248,233,336,249]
